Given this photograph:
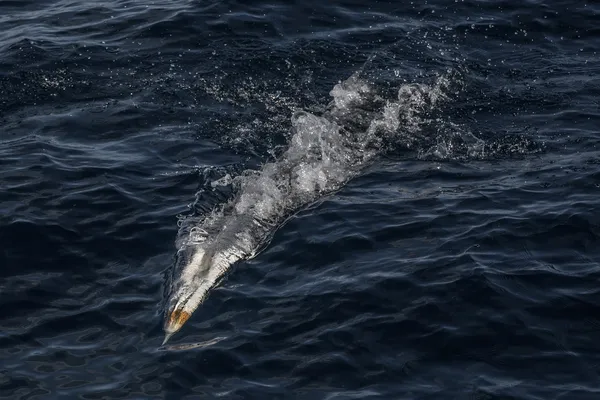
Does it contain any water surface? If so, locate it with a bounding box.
[1,1,600,399]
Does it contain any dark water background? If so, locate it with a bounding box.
[2,0,600,398]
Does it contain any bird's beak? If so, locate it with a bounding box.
[162,309,191,345]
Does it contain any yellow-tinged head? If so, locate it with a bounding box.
[162,309,191,345]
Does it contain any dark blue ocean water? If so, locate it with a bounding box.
[2,1,600,398]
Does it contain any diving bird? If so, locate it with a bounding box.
[161,71,452,343]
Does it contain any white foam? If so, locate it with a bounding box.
[329,75,372,110]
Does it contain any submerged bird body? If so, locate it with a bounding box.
[163,210,275,343]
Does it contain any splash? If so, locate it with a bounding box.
[162,70,460,342]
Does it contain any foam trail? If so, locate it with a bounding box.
[162,71,454,343]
